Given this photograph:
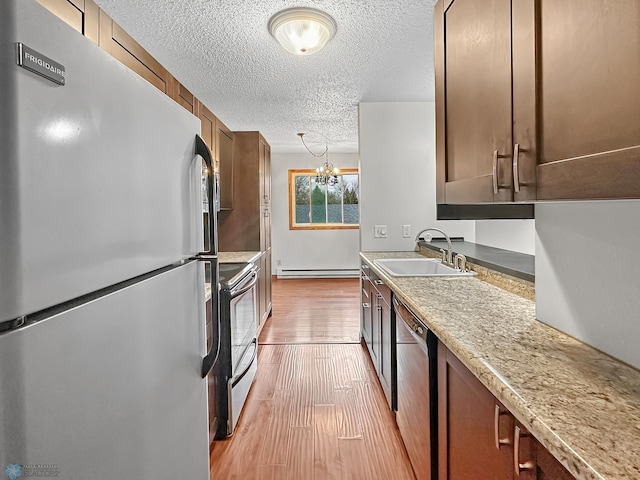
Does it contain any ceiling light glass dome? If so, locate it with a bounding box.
[268,8,337,56]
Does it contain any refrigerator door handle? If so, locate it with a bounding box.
[199,257,220,378]
[195,134,217,256]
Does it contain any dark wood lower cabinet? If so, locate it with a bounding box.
[378,290,393,407]
[438,342,516,480]
[358,279,577,480]
[438,342,574,480]
[360,265,394,408]
[534,440,575,480]
[360,265,373,348]
[257,250,272,328]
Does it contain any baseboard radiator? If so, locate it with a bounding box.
[276,268,360,279]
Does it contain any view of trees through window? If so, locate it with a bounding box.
[289,169,359,229]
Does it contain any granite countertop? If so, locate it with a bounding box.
[219,251,263,264]
[361,251,640,480]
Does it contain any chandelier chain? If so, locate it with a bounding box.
[297,133,328,158]
[298,132,339,186]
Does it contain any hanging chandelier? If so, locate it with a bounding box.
[297,132,339,186]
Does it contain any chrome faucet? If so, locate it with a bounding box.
[414,227,454,267]
[453,253,467,272]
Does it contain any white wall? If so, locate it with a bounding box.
[270,152,360,273]
[476,220,535,255]
[536,201,640,368]
[358,102,475,251]
[358,102,640,369]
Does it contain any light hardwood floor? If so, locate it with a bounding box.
[259,278,362,345]
[210,278,416,480]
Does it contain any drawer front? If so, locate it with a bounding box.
[369,269,391,306]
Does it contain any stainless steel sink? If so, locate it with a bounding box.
[373,258,476,277]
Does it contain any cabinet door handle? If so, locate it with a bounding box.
[494,404,510,449]
[362,302,370,308]
[514,425,535,476]
[513,143,521,193]
[492,150,499,194]
[374,279,384,285]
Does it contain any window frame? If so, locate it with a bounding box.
[288,168,360,230]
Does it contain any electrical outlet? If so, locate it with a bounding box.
[374,225,387,238]
[277,259,282,266]
[402,224,411,238]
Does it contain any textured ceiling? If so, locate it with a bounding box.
[92,0,437,153]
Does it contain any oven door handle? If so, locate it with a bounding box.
[229,338,258,388]
[229,272,258,300]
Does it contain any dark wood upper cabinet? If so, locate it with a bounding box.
[197,105,234,211]
[36,0,99,43]
[535,0,640,200]
[172,82,196,115]
[218,131,272,324]
[98,12,173,95]
[259,140,271,206]
[37,0,244,214]
[216,118,234,211]
[198,102,216,156]
[437,0,514,204]
[218,131,270,252]
[436,0,640,209]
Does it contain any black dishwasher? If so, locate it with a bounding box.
[393,296,438,480]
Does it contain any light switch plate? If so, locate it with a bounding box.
[374,225,387,238]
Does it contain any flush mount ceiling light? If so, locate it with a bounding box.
[268,7,337,56]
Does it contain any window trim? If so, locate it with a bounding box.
[288,168,360,230]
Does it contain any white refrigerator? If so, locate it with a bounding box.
[0,1,218,478]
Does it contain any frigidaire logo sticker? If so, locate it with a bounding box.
[16,43,66,86]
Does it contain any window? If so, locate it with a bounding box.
[288,169,359,230]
